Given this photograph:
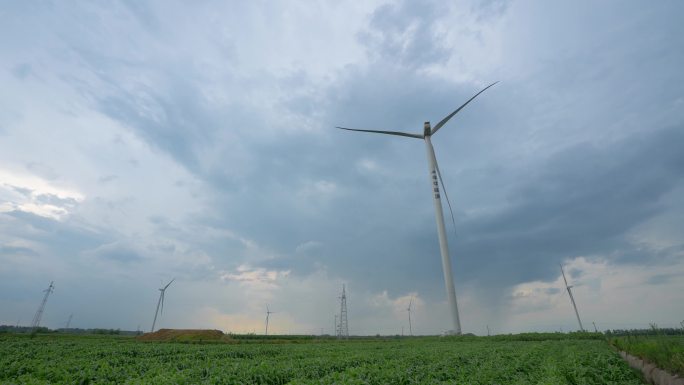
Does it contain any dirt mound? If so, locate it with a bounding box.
[137,329,227,342]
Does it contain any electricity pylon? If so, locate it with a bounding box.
[337,284,349,338]
[31,281,54,332]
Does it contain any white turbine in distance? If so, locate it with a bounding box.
[560,264,584,332]
[407,297,413,336]
[265,305,275,335]
[150,278,174,333]
[337,82,498,334]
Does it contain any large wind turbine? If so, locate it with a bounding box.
[407,297,413,336]
[560,264,584,332]
[337,82,498,334]
[265,305,275,335]
[150,278,174,332]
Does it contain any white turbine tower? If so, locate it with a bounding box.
[560,264,584,332]
[150,278,174,333]
[265,305,275,335]
[407,297,413,336]
[337,82,498,334]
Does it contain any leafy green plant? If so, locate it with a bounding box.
[0,333,644,384]
[610,334,684,376]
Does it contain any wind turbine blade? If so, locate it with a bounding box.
[434,156,458,237]
[160,292,165,316]
[164,278,175,290]
[560,264,569,286]
[336,126,423,139]
[409,297,413,310]
[431,81,499,135]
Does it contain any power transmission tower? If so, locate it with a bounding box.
[31,281,54,332]
[337,284,349,338]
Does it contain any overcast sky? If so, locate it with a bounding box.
[1,0,683,336]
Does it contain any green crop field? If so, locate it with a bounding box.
[0,333,643,384]
[610,335,684,377]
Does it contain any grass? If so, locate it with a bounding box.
[610,334,684,376]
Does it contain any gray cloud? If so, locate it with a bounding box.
[360,0,449,69]
[0,244,38,256]
[454,126,684,286]
[644,272,680,286]
[97,175,118,184]
[2,211,106,255]
[12,63,32,80]
[1,0,683,333]
[83,242,145,264]
[34,193,80,208]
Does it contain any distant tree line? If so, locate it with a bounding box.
[605,327,683,336]
[0,325,50,334]
[0,325,141,336]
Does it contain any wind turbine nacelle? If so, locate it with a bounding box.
[424,122,431,137]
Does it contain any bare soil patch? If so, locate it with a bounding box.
[137,329,229,343]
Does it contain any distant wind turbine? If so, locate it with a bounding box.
[407,297,413,336]
[337,82,498,334]
[560,264,584,331]
[150,278,174,332]
[265,305,275,335]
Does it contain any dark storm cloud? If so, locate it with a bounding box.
[1,212,164,289]
[194,64,508,299]
[7,0,680,309]
[25,0,504,299]
[454,125,684,287]
[1,211,107,257]
[97,82,214,173]
[78,33,683,303]
[248,92,684,302]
